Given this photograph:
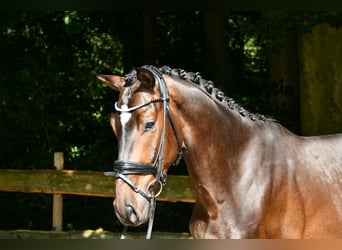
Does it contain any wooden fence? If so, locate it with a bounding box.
[0,152,195,239]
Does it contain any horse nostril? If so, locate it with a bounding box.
[125,205,139,224]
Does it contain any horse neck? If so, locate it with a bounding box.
[168,77,254,184]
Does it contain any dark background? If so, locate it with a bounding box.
[1,11,342,233]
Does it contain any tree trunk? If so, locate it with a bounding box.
[298,22,342,135]
[142,11,159,65]
[204,10,234,94]
[122,12,144,71]
[264,12,301,133]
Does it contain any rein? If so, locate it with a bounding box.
[104,65,183,239]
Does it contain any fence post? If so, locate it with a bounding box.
[53,152,64,231]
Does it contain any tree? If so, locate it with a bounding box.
[120,12,144,71]
[203,10,234,93]
[142,11,159,65]
[263,11,300,133]
[298,22,342,135]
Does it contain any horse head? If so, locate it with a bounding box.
[96,66,183,228]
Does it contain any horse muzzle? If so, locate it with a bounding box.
[113,183,150,226]
[109,161,162,227]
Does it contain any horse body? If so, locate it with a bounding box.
[162,74,342,238]
[97,66,342,239]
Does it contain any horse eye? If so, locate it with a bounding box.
[143,121,156,132]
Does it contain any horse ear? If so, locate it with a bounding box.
[95,73,124,91]
[136,68,155,89]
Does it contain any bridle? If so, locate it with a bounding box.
[104,65,183,239]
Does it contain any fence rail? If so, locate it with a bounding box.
[0,169,196,203]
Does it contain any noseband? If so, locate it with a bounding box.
[104,65,183,239]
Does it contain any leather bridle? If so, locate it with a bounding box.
[104,65,183,239]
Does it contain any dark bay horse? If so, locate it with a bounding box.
[96,65,342,239]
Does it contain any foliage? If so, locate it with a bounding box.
[0,11,123,171]
[0,11,126,232]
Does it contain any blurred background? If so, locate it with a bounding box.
[1,11,342,234]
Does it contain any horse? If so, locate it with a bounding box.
[96,65,342,239]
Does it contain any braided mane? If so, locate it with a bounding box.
[124,65,268,122]
[159,66,267,122]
